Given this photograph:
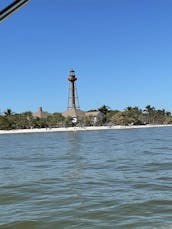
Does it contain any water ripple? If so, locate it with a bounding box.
[0,128,172,228]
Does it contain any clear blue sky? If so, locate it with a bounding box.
[1,0,172,113]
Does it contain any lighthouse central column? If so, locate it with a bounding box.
[68,69,77,110]
[62,69,84,122]
[71,81,76,109]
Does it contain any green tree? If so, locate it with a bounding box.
[110,111,124,125]
[123,106,143,125]
[144,105,156,123]
[98,105,110,115]
[0,116,10,130]
[47,113,64,128]
[4,108,14,116]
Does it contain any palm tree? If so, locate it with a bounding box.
[4,109,14,116]
[144,105,155,123]
[144,105,155,113]
[123,106,143,124]
[166,111,171,117]
[98,105,110,115]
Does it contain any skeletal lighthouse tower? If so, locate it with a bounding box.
[67,69,80,110]
[62,69,85,119]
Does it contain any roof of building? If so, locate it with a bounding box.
[62,108,85,118]
[85,111,103,117]
[32,107,50,119]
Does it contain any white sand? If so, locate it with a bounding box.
[0,124,172,135]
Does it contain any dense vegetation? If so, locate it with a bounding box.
[103,105,172,126]
[0,105,172,130]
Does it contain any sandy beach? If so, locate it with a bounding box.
[0,124,172,135]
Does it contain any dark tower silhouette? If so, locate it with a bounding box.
[67,69,80,110]
[62,69,85,120]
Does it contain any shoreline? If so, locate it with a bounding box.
[0,124,172,135]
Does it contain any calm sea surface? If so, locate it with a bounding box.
[0,127,172,229]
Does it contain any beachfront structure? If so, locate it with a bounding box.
[32,107,49,119]
[85,111,104,124]
[62,69,85,121]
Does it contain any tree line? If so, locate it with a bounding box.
[0,105,172,130]
[99,105,172,126]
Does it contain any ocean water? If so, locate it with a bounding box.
[0,127,172,229]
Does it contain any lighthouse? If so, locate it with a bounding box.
[67,69,80,110]
[62,69,85,121]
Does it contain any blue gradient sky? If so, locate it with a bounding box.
[1,0,172,113]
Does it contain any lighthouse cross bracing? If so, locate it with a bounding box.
[67,69,80,110]
[62,69,85,119]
